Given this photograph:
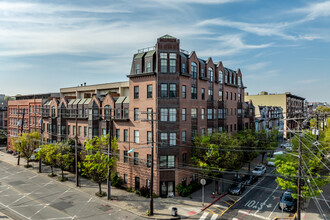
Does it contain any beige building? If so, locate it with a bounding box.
[60,81,129,99]
[245,91,305,138]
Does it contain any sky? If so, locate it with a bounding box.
[0,0,329,102]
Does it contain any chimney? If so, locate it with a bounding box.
[84,82,86,86]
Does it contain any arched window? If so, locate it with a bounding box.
[219,70,223,83]
[208,67,213,82]
[191,62,197,79]
[104,105,111,119]
[52,106,56,117]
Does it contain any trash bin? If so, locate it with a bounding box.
[172,207,178,217]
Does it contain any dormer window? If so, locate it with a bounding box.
[201,68,205,78]
[182,63,186,73]
[238,76,241,87]
[146,62,151,72]
[136,64,140,74]
[225,72,228,83]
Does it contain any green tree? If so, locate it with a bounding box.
[37,144,58,177]
[56,144,74,181]
[237,129,258,172]
[275,130,330,200]
[12,132,41,168]
[80,135,118,197]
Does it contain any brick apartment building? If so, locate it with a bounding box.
[245,91,305,138]
[7,93,60,149]
[254,106,284,133]
[39,35,253,197]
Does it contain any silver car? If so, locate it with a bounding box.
[252,165,266,176]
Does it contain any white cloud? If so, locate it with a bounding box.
[197,18,294,39]
[198,35,272,57]
[244,62,269,71]
[297,79,320,84]
[292,1,330,21]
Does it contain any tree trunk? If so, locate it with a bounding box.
[61,168,64,180]
[261,153,265,163]
[27,159,29,167]
[248,162,251,173]
[98,182,102,195]
[51,166,54,176]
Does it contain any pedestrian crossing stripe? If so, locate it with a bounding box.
[199,212,219,220]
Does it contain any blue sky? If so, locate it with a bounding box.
[0,0,329,102]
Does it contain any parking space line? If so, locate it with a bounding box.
[267,201,279,219]
[227,196,237,202]
[223,200,232,206]
[206,209,217,214]
[214,206,224,213]
[214,204,227,209]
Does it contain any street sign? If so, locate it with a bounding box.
[200,178,206,185]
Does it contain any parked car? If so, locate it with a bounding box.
[252,165,266,176]
[267,158,275,166]
[228,182,245,195]
[279,190,296,212]
[242,175,258,185]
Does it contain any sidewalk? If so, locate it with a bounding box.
[0,151,205,219]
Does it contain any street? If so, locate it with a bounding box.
[194,167,292,220]
[0,160,146,220]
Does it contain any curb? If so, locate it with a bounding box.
[201,193,228,211]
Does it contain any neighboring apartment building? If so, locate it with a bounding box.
[245,91,304,138]
[254,106,283,133]
[7,93,60,149]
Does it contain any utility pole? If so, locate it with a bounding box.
[39,107,43,173]
[17,108,25,166]
[297,130,302,220]
[75,107,79,187]
[316,113,319,141]
[150,108,154,216]
[107,109,112,200]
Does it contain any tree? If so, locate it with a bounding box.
[237,129,258,172]
[56,143,74,181]
[275,130,330,200]
[11,132,40,168]
[37,144,58,177]
[80,135,118,197]
[258,129,279,163]
[4,96,15,101]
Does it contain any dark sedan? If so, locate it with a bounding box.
[243,175,258,185]
[279,190,296,212]
[228,182,245,195]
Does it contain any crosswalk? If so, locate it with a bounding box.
[199,195,240,220]
[199,212,219,220]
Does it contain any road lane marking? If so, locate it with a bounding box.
[199,212,208,220]
[267,201,279,219]
[254,186,279,215]
[211,213,218,220]
[238,210,269,220]
[223,200,232,206]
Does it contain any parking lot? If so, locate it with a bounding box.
[0,160,145,220]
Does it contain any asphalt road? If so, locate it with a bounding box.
[0,160,146,220]
[194,167,292,220]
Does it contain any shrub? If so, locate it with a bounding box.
[139,186,150,198]
[112,174,123,187]
[176,182,201,197]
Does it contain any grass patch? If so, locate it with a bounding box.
[95,191,107,197]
